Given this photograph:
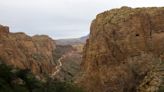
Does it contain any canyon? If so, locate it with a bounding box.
[0,6,164,92]
[0,24,84,81]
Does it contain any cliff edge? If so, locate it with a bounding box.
[79,7,164,92]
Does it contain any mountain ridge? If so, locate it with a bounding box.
[55,35,89,45]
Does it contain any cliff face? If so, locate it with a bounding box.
[0,25,56,76]
[79,7,164,92]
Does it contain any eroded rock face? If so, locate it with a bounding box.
[79,7,164,92]
[0,25,56,76]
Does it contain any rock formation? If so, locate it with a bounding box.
[79,7,164,92]
[0,25,56,77]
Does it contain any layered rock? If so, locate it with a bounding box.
[79,7,164,92]
[0,25,56,77]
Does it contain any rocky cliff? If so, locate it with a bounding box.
[79,7,164,92]
[0,25,56,77]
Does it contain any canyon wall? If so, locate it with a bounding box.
[79,7,164,92]
[0,25,56,77]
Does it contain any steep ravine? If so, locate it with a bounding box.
[50,54,65,78]
[53,45,82,81]
[78,7,164,92]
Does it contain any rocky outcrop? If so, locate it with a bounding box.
[137,60,164,92]
[79,7,164,92]
[0,25,56,77]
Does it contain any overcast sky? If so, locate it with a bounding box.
[0,0,163,39]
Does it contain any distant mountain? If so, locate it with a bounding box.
[55,35,89,45]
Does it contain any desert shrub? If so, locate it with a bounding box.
[158,86,164,92]
[0,64,14,84]
[0,63,84,92]
[12,85,29,92]
[44,80,84,92]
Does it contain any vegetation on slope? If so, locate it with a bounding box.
[0,61,84,92]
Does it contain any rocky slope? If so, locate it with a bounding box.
[79,7,164,92]
[0,25,56,77]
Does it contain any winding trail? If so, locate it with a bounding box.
[50,55,66,78]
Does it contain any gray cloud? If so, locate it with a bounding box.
[0,0,163,39]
